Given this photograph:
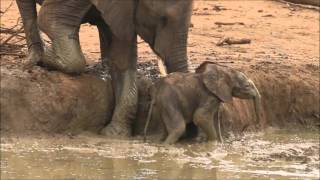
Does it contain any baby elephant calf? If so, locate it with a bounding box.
[144,62,261,144]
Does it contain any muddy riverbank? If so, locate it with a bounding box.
[1,59,319,137]
[1,0,319,135]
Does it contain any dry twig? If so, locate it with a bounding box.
[215,22,245,26]
[2,27,24,45]
[0,0,14,17]
[0,52,26,57]
[0,13,27,57]
[217,37,251,46]
[212,5,228,11]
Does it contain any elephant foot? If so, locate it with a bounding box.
[40,43,86,74]
[38,46,60,71]
[195,135,206,143]
[254,123,261,130]
[22,45,44,70]
[100,123,131,137]
[101,57,110,70]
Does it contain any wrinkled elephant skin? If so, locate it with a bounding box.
[144,62,261,144]
[20,0,194,137]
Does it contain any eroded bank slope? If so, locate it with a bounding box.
[1,0,319,135]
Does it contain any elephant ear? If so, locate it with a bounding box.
[89,0,135,41]
[201,66,233,102]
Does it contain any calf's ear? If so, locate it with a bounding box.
[201,66,233,102]
[89,0,135,41]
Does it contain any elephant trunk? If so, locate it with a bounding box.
[250,80,262,125]
[152,7,192,74]
[165,31,189,73]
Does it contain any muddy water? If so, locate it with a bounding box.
[1,129,319,179]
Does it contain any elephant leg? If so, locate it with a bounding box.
[164,118,186,144]
[194,106,218,141]
[100,36,138,137]
[161,105,186,144]
[149,105,168,142]
[37,0,92,74]
[96,22,112,69]
[16,0,44,68]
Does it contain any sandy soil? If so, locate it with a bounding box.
[1,0,319,70]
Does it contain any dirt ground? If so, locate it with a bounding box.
[2,0,319,70]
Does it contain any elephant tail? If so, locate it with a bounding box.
[217,112,223,143]
[217,105,224,143]
[144,99,155,142]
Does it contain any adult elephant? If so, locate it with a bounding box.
[18,0,194,137]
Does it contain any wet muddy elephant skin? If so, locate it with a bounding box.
[18,0,194,137]
[16,0,107,69]
[144,62,261,144]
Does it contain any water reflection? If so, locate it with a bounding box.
[1,151,218,179]
[1,130,319,179]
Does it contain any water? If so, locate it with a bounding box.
[1,129,319,179]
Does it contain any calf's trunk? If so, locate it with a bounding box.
[251,81,262,125]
